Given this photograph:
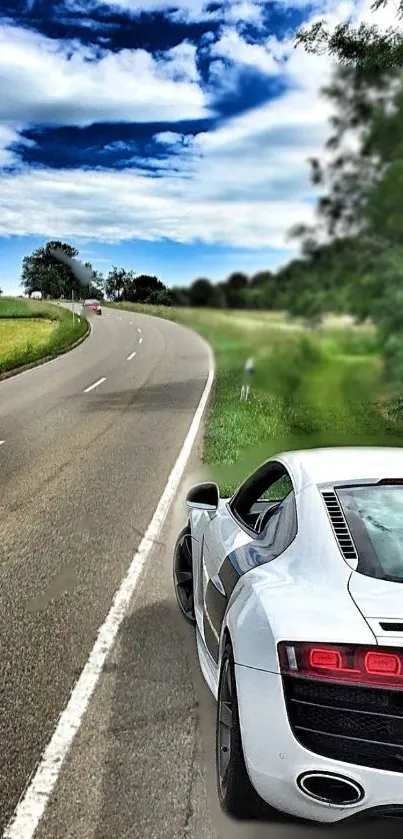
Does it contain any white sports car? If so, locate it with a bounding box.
[173,447,403,824]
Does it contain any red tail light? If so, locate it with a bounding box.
[278,641,403,689]
[309,648,343,670]
[365,651,401,676]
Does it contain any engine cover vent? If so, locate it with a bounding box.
[322,491,358,563]
[380,623,403,633]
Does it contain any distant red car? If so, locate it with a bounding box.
[83,298,102,315]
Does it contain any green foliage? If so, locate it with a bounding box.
[20,240,105,301]
[188,278,216,307]
[170,286,191,306]
[21,241,81,299]
[283,60,403,389]
[104,266,171,304]
[295,2,403,71]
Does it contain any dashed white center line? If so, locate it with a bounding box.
[126,351,136,361]
[137,327,141,333]
[83,377,106,394]
[117,316,122,320]
[129,321,133,325]
[0,440,5,446]
[139,337,143,344]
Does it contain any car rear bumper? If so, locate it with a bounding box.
[235,663,403,823]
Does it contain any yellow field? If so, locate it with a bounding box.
[0,318,57,363]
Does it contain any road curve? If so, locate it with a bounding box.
[0,306,210,835]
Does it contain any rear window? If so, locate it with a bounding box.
[337,485,403,582]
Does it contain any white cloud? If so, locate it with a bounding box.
[0,25,210,128]
[102,140,137,152]
[0,165,315,248]
[211,29,277,73]
[0,125,36,167]
[154,131,184,145]
[0,81,328,247]
[156,42,200,83]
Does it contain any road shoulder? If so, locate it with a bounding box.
[34,431,216,839]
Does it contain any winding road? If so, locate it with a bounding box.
[0,307,398,839]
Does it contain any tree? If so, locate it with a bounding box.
[246,271,284,309]
[295,0,403,71]
[105,268,170,304]
[358,83,403,249]
[207,284,226,308]
[21,241,81,299]
[81,264,104,300]
[288,63,399,245]
[188,278,215,307]
[170,286,190,306]
[105,267,129,301]
[285,62,401,323]
[146,288,173,306]
[283,55,403,384]
[128,274,168,304]
[223,272,249,308]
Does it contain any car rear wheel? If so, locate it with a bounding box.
[216,642,274,821]
[173,524,196,624]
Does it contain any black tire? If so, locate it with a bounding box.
[216,642,275,821]
[173,524,196,624]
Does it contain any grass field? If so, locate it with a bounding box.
[106,302,403,494]
[0,297,89,375]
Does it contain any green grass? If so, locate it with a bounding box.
[106,302,403,494]
[0,298,89,375]
[0,297,35,318]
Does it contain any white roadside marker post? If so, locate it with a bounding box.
[240,356,255,402]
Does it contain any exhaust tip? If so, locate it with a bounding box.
[297,772,364,807]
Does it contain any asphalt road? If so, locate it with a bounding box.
[0,306,209,835]
[1,305,401,839]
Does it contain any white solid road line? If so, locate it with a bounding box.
[126,352,136,361]
[139,337,143,344]
[3,345,215,839]
[83,377,107,394]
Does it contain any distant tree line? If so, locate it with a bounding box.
[20,241,302,312]
[19,236,376,320]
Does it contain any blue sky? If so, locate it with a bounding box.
[0,0,379,294]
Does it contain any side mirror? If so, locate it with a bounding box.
[185,482,219,512]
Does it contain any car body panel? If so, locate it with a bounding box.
[275,447,403,493]
[234,663,403,823]
[348,571,403,647]
[191,480,376,674]
[198,503,253,662]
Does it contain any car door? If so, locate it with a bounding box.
[200,500,252,657]
[201,460,295,663]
